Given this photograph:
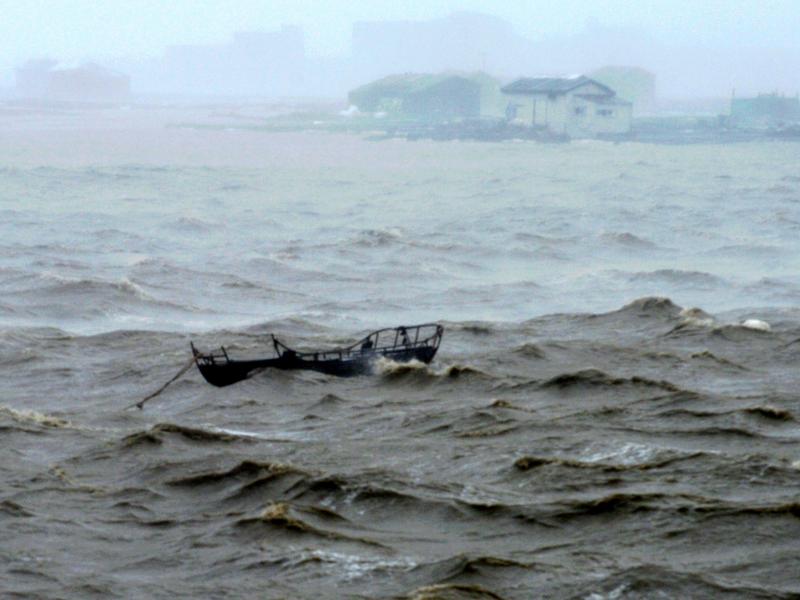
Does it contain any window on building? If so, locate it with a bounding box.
[597,108,614,117]
[574,106,586,116]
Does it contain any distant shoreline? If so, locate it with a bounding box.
[0,102,797,171]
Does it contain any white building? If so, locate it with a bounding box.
[501,75,632,138]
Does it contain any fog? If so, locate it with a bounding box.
[1,1,799,100]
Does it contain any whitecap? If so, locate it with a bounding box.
[740,319,771,332]
[0,405,71,428]
[294,549,416,580]
[581,442,662,467]
[586,583,629,600]
[679,307,715,327]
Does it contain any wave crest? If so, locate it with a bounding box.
[375,358,489,382]
[540,368,682,393]
[122,423,254,447]
[0,405,71,429]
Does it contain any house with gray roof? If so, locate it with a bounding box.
[501,75,632,138]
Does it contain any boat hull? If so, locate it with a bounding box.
[193,324,443,388]
[195,345,438,387]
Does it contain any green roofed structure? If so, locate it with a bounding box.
[348,73,486,121]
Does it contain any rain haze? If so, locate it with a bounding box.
[3,2,800,599]
[1,1,799,96]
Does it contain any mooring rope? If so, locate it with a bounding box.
[126,357,195,410]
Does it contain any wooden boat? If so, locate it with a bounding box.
[191,323,444,387]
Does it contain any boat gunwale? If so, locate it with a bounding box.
[192,323,443,367]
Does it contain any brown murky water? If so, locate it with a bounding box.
[2,110,800,598]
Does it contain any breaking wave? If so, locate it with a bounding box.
[0,405,72,429]
[121,423,255,447]
[375,358,490,382]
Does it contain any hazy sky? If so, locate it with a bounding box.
[2,0,799,71]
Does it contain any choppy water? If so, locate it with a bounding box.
[2,131,800,598]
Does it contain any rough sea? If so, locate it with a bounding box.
[3,113,800,598]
